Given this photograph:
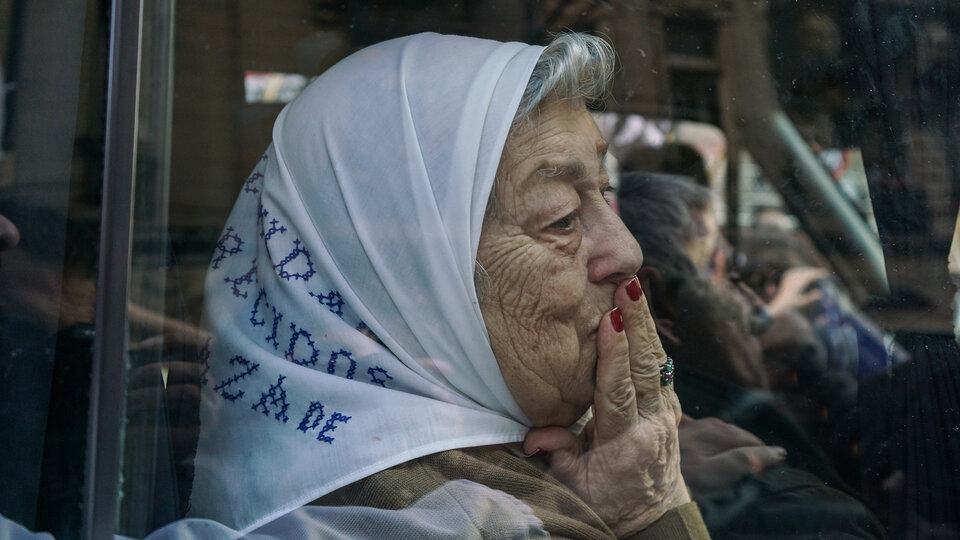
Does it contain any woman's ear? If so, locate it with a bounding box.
[636,266,681,346]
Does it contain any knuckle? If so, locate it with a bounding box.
[635,390,663,415]
[604,379,636,414]
[630,358,660,382]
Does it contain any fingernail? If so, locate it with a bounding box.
[626,276,642,301]
[611,307,624,333]
[524,448,546,458]
[775,447,787,458]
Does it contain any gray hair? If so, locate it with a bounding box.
[475,33,616,301]
[513,32,616,127]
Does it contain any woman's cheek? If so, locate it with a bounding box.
[541,251,589,316]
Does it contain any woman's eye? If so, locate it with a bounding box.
[550,211,581,233]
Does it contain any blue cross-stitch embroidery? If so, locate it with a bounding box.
[297,401,325,432]
[297,401,352,444]
[198,338,212,387]
[256,203,268,235]
[265,306,283,350]
[285,322,319,366]
[368,366,393,388]
[260,153,268,161]
[211,227,244,269]
[251,375,290,423]
[224,259,257,299]
[263,218,287,241]
[275,239,315,281]
[318,413,351,444]
[250,288,268,327]
[326,349,356,379]
[244,171,264,194]
[213,355,259,401]
[309,290,344,317]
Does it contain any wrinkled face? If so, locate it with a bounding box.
[477,99,644,427]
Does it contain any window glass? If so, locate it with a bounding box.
[0,0,108,537]
[7,1,960,538]
[123,1,960,537]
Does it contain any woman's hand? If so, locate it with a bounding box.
[767,266,829,314]
[678,415,786,501]
[523,276,690,537]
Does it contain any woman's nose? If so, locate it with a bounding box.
[0,213,19,251]
[587,206,643,283]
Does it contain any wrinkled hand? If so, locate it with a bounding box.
[678,415,785,501]
[523,277,689,537]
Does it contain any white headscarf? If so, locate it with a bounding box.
[189,33,544,534]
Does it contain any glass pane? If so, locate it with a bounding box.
[117,1,960,538]
[0,0,109,537]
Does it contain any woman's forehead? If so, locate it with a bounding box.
[501,106,608,189]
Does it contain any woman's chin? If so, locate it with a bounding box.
[528,399,593,428]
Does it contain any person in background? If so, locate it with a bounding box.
[617,172,886,539]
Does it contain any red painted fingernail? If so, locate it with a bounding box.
[626,276,642,301]
[524,448,546,458]
[611,307,624,333]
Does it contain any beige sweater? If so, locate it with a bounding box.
[315,445,709,539]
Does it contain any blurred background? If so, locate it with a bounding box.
[1,0,958,538]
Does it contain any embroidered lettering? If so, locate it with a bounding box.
[297,401,351,444]
[309,290,344,318]
[285,322,319,366]
[368,366,393,388]
[275,239,315,281]
[326,348,356,379]
[224,259,257,299]
[318,413,351,444]
[256,203,268,236]
[244,171,263,194]
[211,227,244,269]
[213,355,259,401]
[263,218,287,241]
[265,306,283,350]
[250,288,268,327]
[251,375,290,423]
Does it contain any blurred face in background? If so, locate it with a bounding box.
[0,211,19,251]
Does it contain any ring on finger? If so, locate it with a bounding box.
[660,357,675,386]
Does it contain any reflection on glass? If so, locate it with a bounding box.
[3,0,959,538]
[0,0,107,537]
[244,71,310,104]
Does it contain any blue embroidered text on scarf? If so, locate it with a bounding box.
[189,33,543,534]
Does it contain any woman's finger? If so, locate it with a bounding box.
[615,276,667,416]
[681,416,766,451]
[592,307,639,444]
[523,426,580,457]
[713,445,787,478]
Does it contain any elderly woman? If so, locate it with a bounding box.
[191,32,704,538]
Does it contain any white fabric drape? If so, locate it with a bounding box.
[189,33,544,534]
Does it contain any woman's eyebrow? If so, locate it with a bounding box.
[536,160,588,181]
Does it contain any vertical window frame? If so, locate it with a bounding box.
[83,0,143,537]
